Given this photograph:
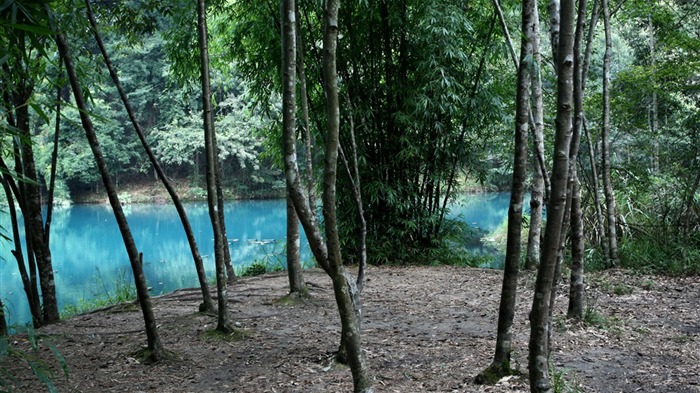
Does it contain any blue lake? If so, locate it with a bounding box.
[1,193,515,328]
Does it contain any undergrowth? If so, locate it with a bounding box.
[0,326,68,393]
[62,269,137,318]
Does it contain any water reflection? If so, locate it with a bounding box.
[1,193,517,327]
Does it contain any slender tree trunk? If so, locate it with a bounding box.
[528,0,576,389]
[0,172,41,325]
[282,0,372,390]
[601,0,619,266]
[85,0,215,313]
[9,32,59,324]
[286,194,305,293]
[217,173,236,284]
[565,0,592,321]
[295,2,317,211]
[476,0,533,382]
[282,0,306,296]
[44,61,62,245]
[525,0,547,271]
[567,172,585,319]
[56,32,164,361]
[584,119,607,252]
[196,0,233,332]
[548,0,561,66]
[648,16,660,173]
[0,299,7,336]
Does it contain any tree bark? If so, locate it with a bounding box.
[525,0,547,271]
[476,0,533,382]
[566,0,592,321]
[282,0,306,296]
[85,0,215,313]
[601,0,619,266]
[196,0,233,332]
[528,0,576,389]
[56,32,164,361]
[567,172,585,319]
[286,194,306,293]
[0,171,41,325]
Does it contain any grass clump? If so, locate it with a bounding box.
[201,327,251,342]
[550,363,582,393]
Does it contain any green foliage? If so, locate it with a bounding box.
[241,261,269,277]
[549,363,582,393]
[0,326,69,393]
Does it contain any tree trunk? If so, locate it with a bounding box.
[476,0,533,382]
[0,299,7,336]
[9,31,60,324]
[196,0,233,332]
[528,0,576,389]
[648,16,660,173]
[0,172,42,325]
[56,32,164,361]
[295,2,317,212]
[567,172,585,320]
[566,0,592,321]
[286,193,306,293]
[282,0,306,296]
[44,61,62,245]
[548,0,561,66]
[525,0,547,271]
[85,0,215,313]
[282,0,372,390]
[601,0,619,267]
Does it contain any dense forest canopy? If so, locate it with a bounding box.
[0,0,698,390]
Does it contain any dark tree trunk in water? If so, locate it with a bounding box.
[476,0,534,382]
[0,299,7,336]
[196,0,233,332]
[1,150,42,326]
[528,0,576,388]
[85,0,215,313]
[601,0,619,267]
[282,0,372,390]
[56,33,164,361]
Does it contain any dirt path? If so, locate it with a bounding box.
[2,266,699,392]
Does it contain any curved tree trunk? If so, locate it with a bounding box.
[282,0,372,390]
[56,32,164,361]
[601,0,619,267]
[528,0,576,388]
[85,0,215,313]
[196,0,233,332]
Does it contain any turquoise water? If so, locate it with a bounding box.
[1,193,515,328]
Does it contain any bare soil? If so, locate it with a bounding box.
[3,266,699,392]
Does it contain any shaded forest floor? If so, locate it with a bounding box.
[2,266,699,392]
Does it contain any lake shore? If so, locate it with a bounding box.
[2,266,698,392]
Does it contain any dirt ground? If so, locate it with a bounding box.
[2,266,699,392]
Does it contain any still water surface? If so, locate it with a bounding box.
[1,193,515,327]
